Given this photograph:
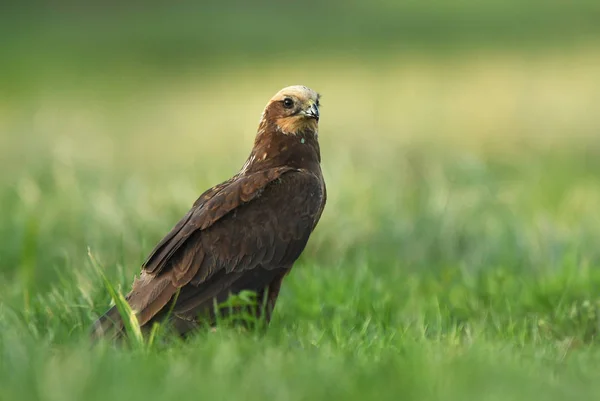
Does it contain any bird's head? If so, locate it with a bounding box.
[261,85,321,135]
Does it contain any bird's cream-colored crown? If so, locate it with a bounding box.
[269,85,320,105]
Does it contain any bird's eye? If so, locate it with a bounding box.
[283,98,294,109]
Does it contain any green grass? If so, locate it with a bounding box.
[2,47,600,400]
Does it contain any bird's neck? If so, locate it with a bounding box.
[242,121,321,174]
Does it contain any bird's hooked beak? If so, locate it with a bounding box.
[301,101,320,121]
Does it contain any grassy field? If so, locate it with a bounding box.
[2,14,600,400]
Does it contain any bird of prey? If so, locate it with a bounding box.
[91,85,326,339]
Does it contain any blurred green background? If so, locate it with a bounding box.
[2,1,600,400]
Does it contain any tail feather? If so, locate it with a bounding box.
[90,272,178,342]
[90,305,125,342]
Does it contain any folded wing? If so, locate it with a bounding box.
[91,167,324,338]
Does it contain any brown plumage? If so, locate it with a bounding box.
[91,85,326,339]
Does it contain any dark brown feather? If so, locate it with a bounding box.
[91,85,326,339]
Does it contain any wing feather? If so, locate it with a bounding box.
[141,166,295,275]
[93,167,325,336]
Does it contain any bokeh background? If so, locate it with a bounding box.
[2,1,600,400]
